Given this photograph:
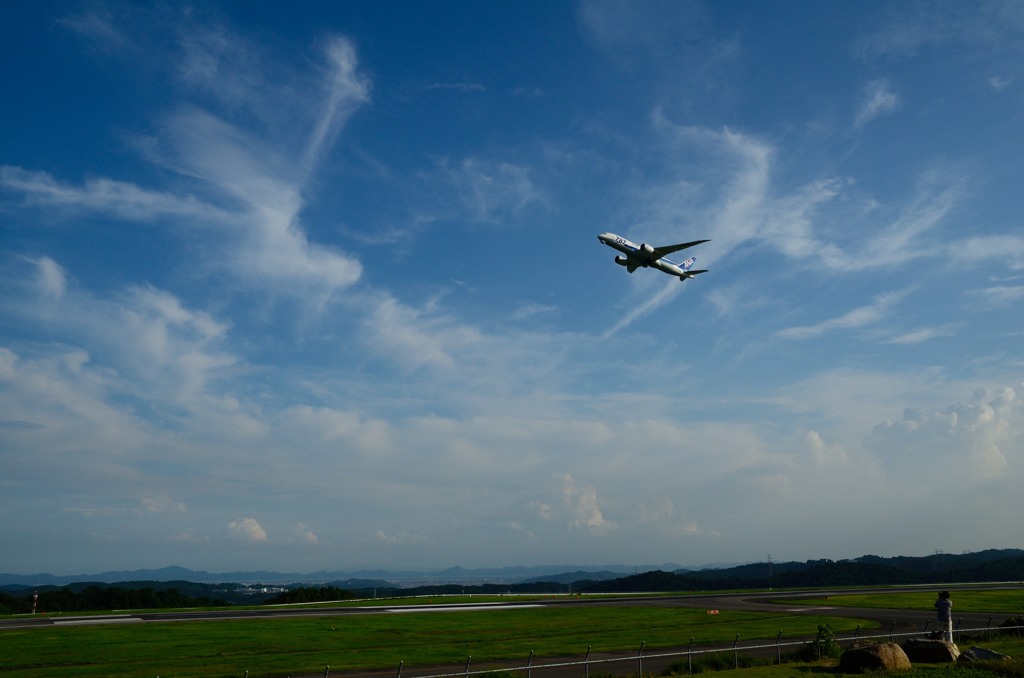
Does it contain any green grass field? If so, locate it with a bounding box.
[1,591,1021,678]
[1,604,869,678]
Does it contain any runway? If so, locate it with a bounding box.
[1,582,1018,633]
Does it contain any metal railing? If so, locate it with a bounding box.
[298,619,1022,678]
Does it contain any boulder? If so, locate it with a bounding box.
[839,641,912,673]
[959,646,1011,663]
[901,638,959,663]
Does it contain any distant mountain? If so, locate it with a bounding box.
[577,549,1024,593]
[0,563,678,587]
[3,550,1020,589]
[521,570,627,585]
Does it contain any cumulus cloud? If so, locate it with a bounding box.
[867,387,1018,479]
[10,272,237,404]
[558,473,615,532]
[635,497,704,538]
[296,524,319,545]
[228,517,268,542]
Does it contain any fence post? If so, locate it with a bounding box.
[732,634,740,669]
[776,631,782,665]
[397,660,403,678]
[324,665,330,678]
[987,616,993,640]
[955,618,962,643]
[687,637,693,675]
[889,622,896,642]
[527,649,534,678]
[853,624,861,640]
[637,641,645,678]
[465,655,472,678]
[584,645,591,678]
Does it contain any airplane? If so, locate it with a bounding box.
[597,232,709,281]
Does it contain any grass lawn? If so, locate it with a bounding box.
[2,590,1022,678]
[1,604,871,678]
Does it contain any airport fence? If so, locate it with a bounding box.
[277,618,1023,678]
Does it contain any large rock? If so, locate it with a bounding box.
[839,641,912,673]
[901,638,959,663]
[959,646,1011,663]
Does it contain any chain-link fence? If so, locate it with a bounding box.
[283,618,1022,678]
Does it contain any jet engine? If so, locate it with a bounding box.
[614,256,628,266]
[640,242,655,255]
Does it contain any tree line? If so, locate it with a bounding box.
[0,585,227,614]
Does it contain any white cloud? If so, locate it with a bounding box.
[374,529,426,545]
[1,30,370,304]
[296,524,319,545]
[510,303,557,321]
[557,473,615,532]
[228,517,268,542]
[140,494,187,514]
[989,75,1012,91]
[855,80,899,128]
[34,256,66,300]
[970,285,1024,306]
[856,3,1024,60]
[303,37,372,174]
[0,166,228,222]
[866,387,1019,480]
[59,8,128,51]
[957,235,1024,266]
[776,289,908,339]
[444,158,543,224]
[804,430,849,466]
[883,324,961,345]
[361,292,482,370]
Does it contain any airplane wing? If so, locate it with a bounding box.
[654,239,710,258]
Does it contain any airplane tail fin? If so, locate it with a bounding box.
[679,258,708,280]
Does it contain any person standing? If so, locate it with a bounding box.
[935,591,953,643]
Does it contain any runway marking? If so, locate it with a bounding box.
[53,616,143,625]
[387,605,543,613]
[786,607,835,612]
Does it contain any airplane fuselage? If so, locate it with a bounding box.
[597,232,709,280]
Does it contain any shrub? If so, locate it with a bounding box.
[783,623,841,662]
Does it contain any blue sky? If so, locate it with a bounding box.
[1,1,1022,575]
